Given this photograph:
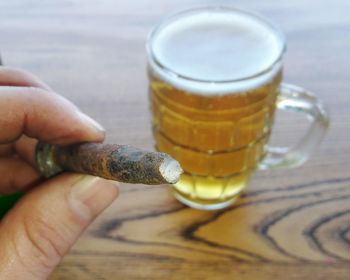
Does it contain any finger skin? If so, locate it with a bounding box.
[0,67,50,157]
[0,157,39,194]
[0,86,105,145]
[0,143,13,156]
[0,173,118,280]
[0,67,51,90]
[14,135,39,167]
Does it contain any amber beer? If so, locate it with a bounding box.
[147,8,285,209]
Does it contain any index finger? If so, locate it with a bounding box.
[0,86,105,145]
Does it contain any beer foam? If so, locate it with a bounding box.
[149,9,285,94]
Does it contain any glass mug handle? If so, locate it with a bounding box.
[259,83,329,170]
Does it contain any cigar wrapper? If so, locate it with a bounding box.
[35,142,183,185]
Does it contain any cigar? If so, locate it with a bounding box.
[35,142,183,185]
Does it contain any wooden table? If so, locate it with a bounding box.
[0,0,349,279]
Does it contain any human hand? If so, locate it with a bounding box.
[0,67,118,279]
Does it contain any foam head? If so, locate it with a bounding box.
[149,8,285,94]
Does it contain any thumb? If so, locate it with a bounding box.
[0,174,118,280]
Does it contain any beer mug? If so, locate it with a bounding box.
[146,7,329,210]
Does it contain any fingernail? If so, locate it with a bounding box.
[77,111,105,133]
[69,175,118,221]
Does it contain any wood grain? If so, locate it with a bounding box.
[0,0,349,279]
